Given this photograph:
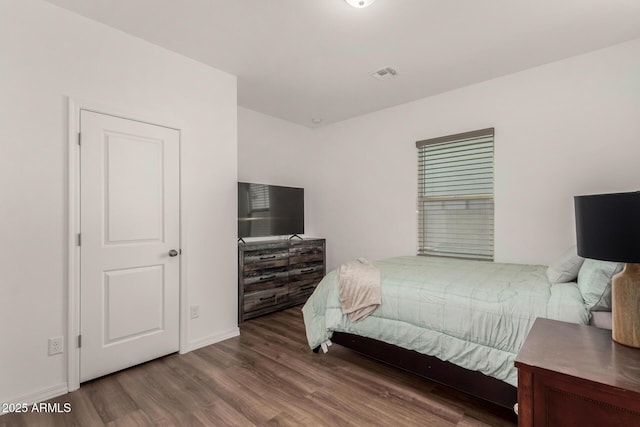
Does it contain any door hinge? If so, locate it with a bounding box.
[78,335,82,348]
[78,132,82,146]
[77,233,82,246]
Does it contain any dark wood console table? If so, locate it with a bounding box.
[515,317,640,426]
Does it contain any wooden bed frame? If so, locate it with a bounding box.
[321,331,518,412]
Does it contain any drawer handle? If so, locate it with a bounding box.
[300,268,315,273]
[259,275,276,281]
[259,295,276,301]
[301,285,314,291]
[259,255,276,260]
[275,284,285,288]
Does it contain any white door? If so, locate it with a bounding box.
[80,110,180,382]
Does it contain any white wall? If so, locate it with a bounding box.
[0,0,238,406]
[238,107,320,239]
[239,38,640,271]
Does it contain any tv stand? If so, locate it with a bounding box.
[288,234,303,240]
[238,238,325,322]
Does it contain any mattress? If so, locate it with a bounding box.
[302,256,590,386]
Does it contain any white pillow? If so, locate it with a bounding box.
[546,246,585,284]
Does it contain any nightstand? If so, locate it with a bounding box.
[515,318,640,426]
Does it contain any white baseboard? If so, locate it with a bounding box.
[1,383,68,415]
[183,327,240,353]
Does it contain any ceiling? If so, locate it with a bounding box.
[44,0,640,127]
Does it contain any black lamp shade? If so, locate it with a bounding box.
[574,191,640,263]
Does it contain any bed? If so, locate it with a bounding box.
[302,253,620,410]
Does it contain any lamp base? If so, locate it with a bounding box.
[612,263,640,348]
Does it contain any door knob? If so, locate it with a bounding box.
[169,249,179,257]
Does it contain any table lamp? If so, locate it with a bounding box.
[575,191,640,348]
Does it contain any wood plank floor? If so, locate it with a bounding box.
[1,307,516,426]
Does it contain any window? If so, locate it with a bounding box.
[416,128,494,260]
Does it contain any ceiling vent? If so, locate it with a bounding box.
[370,67,398,81]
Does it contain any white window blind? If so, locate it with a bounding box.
[416,128,494,260]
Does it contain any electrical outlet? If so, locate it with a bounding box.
[190,305,200,319]
[48,337,64,356]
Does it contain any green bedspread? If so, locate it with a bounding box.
[302,256,589,386]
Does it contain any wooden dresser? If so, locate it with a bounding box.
[515,318,640,426]
[238,238,325,322]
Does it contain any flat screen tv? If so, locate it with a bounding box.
[238,182,304,238]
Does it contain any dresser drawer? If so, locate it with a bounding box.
[288,281,318,304]
[288,272,322,305]
[289,263,324,278]
[243,267,288,287]
[243,249,290,270]
[289,244,324,264]
[289,273,323,291]
[244,277,288,293]
[244,287,289,314]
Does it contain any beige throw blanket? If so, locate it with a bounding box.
[338,258,381,322]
